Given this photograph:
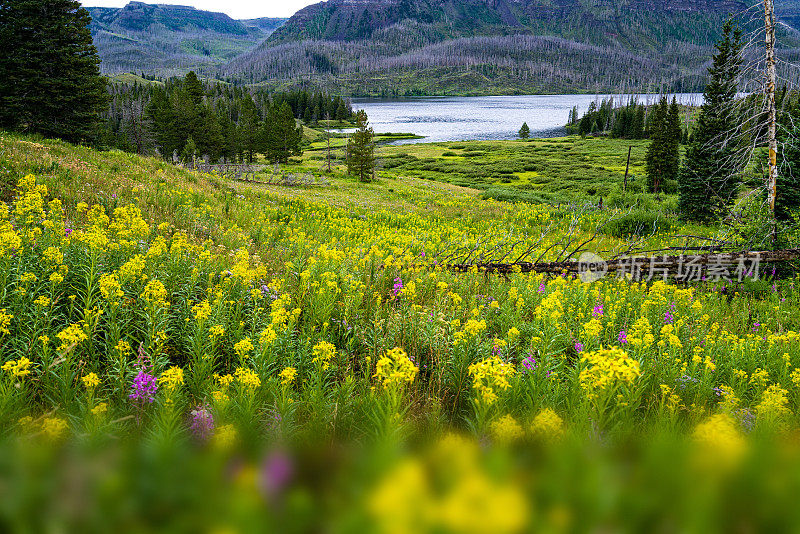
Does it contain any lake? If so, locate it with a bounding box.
[349,94,703,144]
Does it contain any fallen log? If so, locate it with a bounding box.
[437,248,800,282]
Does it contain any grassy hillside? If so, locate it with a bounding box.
[2,131,800,530]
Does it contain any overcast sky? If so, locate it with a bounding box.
[80,0,319,19]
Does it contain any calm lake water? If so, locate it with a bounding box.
[349,94,703,143]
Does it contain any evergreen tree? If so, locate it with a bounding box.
[262,102,302,164]
[184,71,204,106]
[0,0,108,143]
[667,98,682,146]
[237,95,261,163]
[645,97,681,194]
[633,105,645,139]
[181,136,197,164]
[518,122,530,139]
[776,103,800,222]
[678,20,743,221]
[347,110,375,183]
[335,99,349,121]
[579,101,597,136]
[195,105,224,161]
[146,87,179,156]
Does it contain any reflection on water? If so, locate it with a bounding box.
[347,94,702,144]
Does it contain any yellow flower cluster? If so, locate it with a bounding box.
[233,337,254,359]
[279,367,297,386]
[582,318,602,339]
[489,414,524,443]
[259,326,277,347]
[91,402,108,417]
[2,357,31,379]
[141,279,169,308]
[468,355,515,405]
[756,385,790,421]
[369,434,529,534]
[312,340,337,371]
[41,416,68,440]
[579,347,641,395]
[454,318,486,345]
[158,366,184,393]
[213,424,237,450]
[192,299,212,322]
[627,316,654,349]
[234,367,261,392]
[99,272,124,303]
[693,414,746,467]
[56,323,88,352]
[209,324,225,342]
[0,309,12,336]
[373,347,418,391]
[119,255,146,282]
[530,408,564,440]
[82,372,100,390]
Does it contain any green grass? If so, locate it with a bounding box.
[372,137,650,200]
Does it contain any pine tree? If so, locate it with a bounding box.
[146,87,180,157]
[237,95,261,163]
[633,105,645,139]
[678,20,743,221]
[518,122,530,139]
[777,106,800,222]
[645,97,681,194]
[184,71,204,106]
[645,98,668,193]
[195,105,224,161]
[347,110,375,183]
[262,102,302,164]
[0,0,108,143]
[181,136,197,165]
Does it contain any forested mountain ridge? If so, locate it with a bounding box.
[267,0,745,46]
[87,2,285,76]
[223,0,800,95]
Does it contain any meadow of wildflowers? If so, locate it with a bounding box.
[2,132,800,531]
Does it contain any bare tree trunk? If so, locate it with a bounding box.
[766,0,778,226]
[325,112,332,173]
[623,145,632,192]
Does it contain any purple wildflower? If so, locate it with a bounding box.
[538,282,546,294]
[574,342,584,353]
[129,370,157,403]
[592,303,604,318]
[522,354,538,372]
[737,408,755,432]
[392,277,403,297]
[618,330,628,345]
[260,451,294,499]
[190,404,215,440]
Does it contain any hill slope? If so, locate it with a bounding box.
[87,2,285,76]
[223,0,800,95]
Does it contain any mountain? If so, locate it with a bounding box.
[222,0,800,95]
[87,2,286,76]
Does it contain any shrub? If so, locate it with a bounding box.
[603,210,675,238]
